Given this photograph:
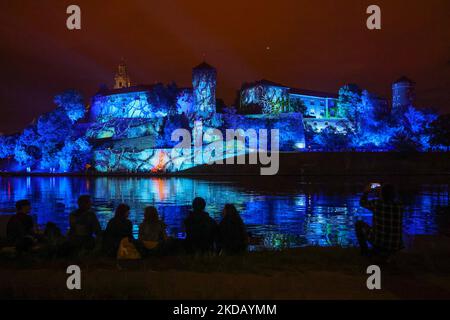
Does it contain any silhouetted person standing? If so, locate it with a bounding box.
[356,184,404,256]
[7,200,36,252]
[218,204,248,254]
[68,195,101,251]
[103,204,133,257]
[184,197,217,254]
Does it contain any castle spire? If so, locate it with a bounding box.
[114,59,131,89]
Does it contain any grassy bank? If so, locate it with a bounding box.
[1,238,450,299]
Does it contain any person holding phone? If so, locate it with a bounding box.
[355,183,404,256]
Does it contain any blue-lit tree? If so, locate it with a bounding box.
[428,114,450,151]
[14,126,41,168]
[350,91,395,150]
[2,90,91,172]
[312,125,352,151]
[337,84,362,129]
[57,137,92,172]
[0,134,17,159]
[37,107,74,170]
[289,97,307,114]
[54,90,86,122]
[148,83,179,115]
[388,130,422,152]
[389,105,438,151]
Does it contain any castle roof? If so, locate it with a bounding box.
[290,87,339,99]
[242,79,289,90]
[394,76,415,85]
[193,61,216,71]
[96,85,155,96]
[242,79,338,98]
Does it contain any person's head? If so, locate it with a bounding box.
[192,197,206,212]
[381,184,396,202]
[44,222,61,237]
[223,203,238,218]
[77,195,92,211]
[144,206,159,223]
[115,204,130,220]
[15,200,31,214]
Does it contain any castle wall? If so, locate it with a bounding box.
[222,113,306,151]
[289,94,338,118]
[90,89,194,122]
[240,85,289,114]
[91,90,157,122]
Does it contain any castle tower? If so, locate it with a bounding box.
[192,62,216,115]
[392,76,415,110]
[114,60,131,89]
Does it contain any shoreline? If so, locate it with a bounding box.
[1,152,449,177]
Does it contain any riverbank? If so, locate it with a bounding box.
[1,152,449,176]
[1,236,450,299]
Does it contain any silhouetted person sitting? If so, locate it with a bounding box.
[218,204,248,255]
[356,184,404,257]
[184,197,218,254]
[41,222,65,257]
[139,206,167,244]
[103,204,133,257]
[43,222,64,243]
[68,195,101,251]
[7,200,37,252]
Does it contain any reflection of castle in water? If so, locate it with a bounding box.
[0,177,445,249]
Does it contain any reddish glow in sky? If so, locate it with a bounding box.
[0,0,449,133]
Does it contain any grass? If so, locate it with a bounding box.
[1,241,450,299]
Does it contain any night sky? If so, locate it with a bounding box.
[0,0,449,134]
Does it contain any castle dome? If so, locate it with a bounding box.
[393,76,415,85]
[193,61,215,71]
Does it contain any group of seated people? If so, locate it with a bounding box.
[3,183,406,259]
[4,195,249,258]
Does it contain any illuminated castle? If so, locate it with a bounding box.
[92,61,399,127]
[87,61,306,172]
[90,61,216,122]
[85,61,412,172]
[238,78,397,133]
[239,80,343,132]
[0,59,431,174]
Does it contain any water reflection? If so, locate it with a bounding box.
[0,176,448,249]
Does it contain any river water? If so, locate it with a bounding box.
[0,176,448,249]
